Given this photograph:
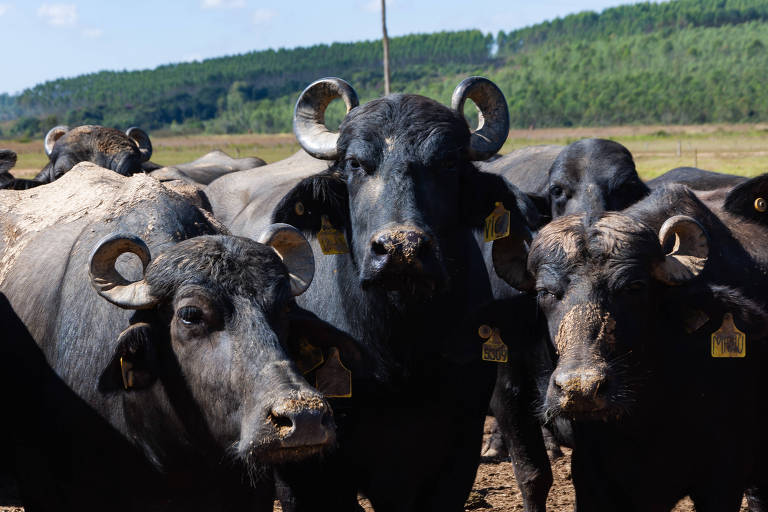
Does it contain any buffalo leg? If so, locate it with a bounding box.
[491,358,552,512]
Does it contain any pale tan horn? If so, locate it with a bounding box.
[652,215,709,285]
[89,233,159,309]
[44,125,69,157]
[293,77,359,160]
[258,223,315,296]
[451,77,509,161]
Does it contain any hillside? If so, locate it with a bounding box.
[3,0,768,137]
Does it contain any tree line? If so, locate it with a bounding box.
[2,0,768,138]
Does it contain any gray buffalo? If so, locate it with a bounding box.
[0,165,362,511]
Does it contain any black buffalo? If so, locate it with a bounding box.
[491,176,768,510]
[0,164,363,511]
[0,125,152,189]
[480,138,649,221]
[479,138,651,511]
[205,76,538,510]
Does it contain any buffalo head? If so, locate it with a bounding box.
[88,224,348,467]
[492,212,710,421]
[274,77,537,300]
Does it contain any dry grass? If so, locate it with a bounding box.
[4,123,768,180]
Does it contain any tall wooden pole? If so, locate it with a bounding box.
[382,0,391,95]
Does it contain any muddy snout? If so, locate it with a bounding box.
[550,367,610,416]
[370,226,432,268]
[364,225,443,290]
[268,396,335,449]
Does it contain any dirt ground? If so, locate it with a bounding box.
[466,417,749,512]
[0,418,751,512]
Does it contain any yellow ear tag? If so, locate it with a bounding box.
[317,215,349,255]
[711,312,746,358]
[120,357,134,390]
[295,337,325,374]
[479,324,508,363]
[484,202,511,242]
[315,347,352,398]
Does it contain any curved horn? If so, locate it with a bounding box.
[451,77,509,161]
[44,125,69,157]
[652,215,709,285]
[293,77,359,160]
[89,233,159,309]
[126,127,153,162]
[258,223,315,296]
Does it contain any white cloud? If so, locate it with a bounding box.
[0,4,10,17]
[37,3,77,26]
[81,28,102,38]
[251,7,276,25]
[201,0,245,9]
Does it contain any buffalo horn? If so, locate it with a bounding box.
[44,125,69,157]
[89,233,159,309]
[125,127,153,162]
[451,77,509,161]
[652,215,709,285]
[293,78,359,160]
[258,223,315,296]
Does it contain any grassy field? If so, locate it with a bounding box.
[3,123,768,180]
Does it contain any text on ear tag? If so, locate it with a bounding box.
[295,337,325,374]
[484,202,511,242]
[315,347,352,398]
[120,357,135,390]
[479,324,508,363]
[711,312,746,358]
[318,215,349,255]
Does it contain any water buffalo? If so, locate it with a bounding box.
[480,138,649,221]
[205,76,538,510]
[478,138,651,512]
[491,176,768,510]
[150,149,267,185]
[0,125,152,189]
[0,164,364,511]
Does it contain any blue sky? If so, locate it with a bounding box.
[0,0,660,95]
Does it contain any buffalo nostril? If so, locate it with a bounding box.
[269,409,295,433]
[371,239,389,256]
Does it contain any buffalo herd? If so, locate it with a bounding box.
[0,77,766,512]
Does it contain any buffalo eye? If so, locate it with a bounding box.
[549,185,564,198]
[178,306,204,325]
[536,288,559,306]
[345,158,370,174]
[622,280,648,294]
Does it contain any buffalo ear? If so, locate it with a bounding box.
[526,193,551,224]
[286,306,370,377]
[723,173,768,225]
[98,323,158,393]
[272,171,349,233]
[460,169,542,234]
[492,234,535,291]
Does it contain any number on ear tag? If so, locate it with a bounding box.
[318,215,349,255]
[484,202,511,242]
[315,347,352,398]
[479,324,508,363]
[295,337,325,374]
[711,312,746,358]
